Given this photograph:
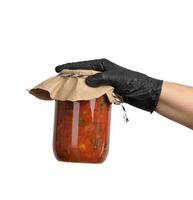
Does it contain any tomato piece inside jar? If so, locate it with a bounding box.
[53,95,112,163]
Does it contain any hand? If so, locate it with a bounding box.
[55,58,163,113]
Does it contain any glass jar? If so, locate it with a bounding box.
[53,95,112,163]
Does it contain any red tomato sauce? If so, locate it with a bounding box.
[53,95,112,163]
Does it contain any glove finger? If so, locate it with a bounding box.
[85,72,111,87]
[55,59,107,73]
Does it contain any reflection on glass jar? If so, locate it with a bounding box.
[53,95,112,163]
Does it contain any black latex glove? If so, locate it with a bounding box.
[55,59,163,113]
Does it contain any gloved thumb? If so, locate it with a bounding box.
[85,72,109,87]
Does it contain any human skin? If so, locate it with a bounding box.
[156,81,193,130]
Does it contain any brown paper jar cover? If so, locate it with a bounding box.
[29,69,122,163]
[29,69,122,104]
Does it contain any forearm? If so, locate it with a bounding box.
[155,81,193,129]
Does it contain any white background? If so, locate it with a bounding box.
[0,0,193,199]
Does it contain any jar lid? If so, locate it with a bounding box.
[29,69,123,104]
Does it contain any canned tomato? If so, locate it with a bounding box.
[53,95,112,163]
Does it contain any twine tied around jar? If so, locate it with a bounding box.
[61,70,129,122]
